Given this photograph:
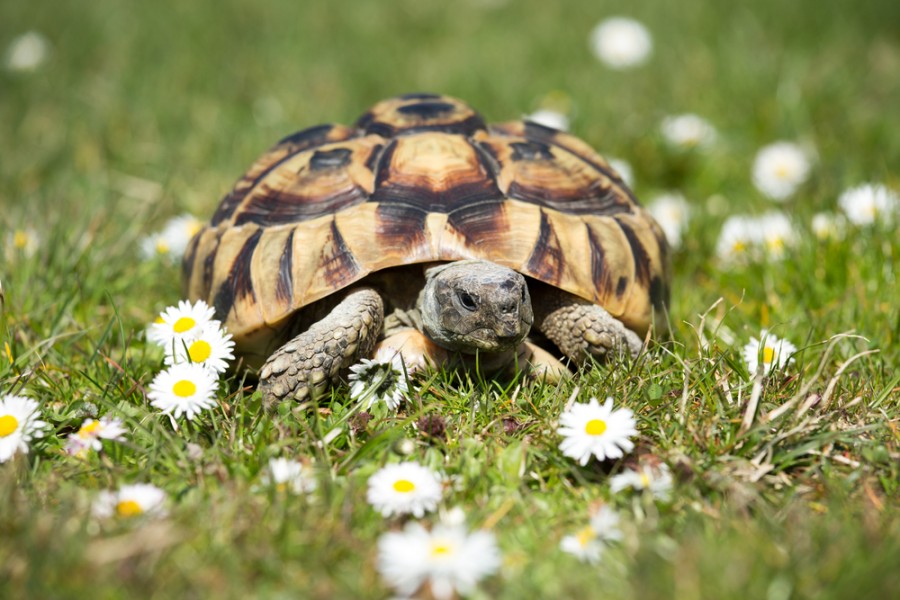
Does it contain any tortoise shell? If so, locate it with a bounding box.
[183,94,670,361]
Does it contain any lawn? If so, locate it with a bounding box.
[2,0,899,598]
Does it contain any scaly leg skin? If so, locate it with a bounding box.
[535,290,643,364]
[258,288,384,404]
[520,341,571,383]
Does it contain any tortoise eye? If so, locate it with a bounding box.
[457,291,477,312]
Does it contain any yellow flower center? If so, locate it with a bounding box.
[155,239,170,254]
[154,316,165,324]
[732,240,746,253]
[173,380,197,397]
[78,420,102,439]
[0,414,19,437]
[172,317,196,333]
[116,500,144,517]
[392,479,416,493]
[584,419,607,436]
[763,347,776,364]
[13,230,29,249]
[429,541,453,557]
[640,472,652,488]
[767,237,784,251]
[774,164,793,180]
[188,340,212,363]
[576,526,596,547]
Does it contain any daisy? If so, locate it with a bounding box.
[0,393,47,463]
[610,462,674,500]
[756,211,798,259]
[148,362,218,420]
[646,193,691,249]
[377,521,501,600]
[348,356,409,411]
[589,17,653,70]
[147,299,217,347]
[660,113,717,150]
[164,321,235,374]
[64,416,127,456]
[525,109,570,132]
[742,329,797,376]
[367,461,443,518]
[260,457,318,494]
[607,157,634,188]
[715,215,758,263]
[558,396,637,465]
[560,505,623,564]
[811,212,846,241]
[140,214,203,263]
[93,483,167,519]
[751,141,811,201]
[4,31,50,73]
[5,227,40,258]
[837,183,899,226]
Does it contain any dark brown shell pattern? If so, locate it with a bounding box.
[183,94,671,359]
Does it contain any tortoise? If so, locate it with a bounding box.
[182,93,670,402]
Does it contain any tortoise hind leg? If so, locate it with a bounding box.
[259,288,384,404]
[533,287,643,364]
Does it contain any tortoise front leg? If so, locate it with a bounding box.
[259,288,384,403]
[533,288,643,364]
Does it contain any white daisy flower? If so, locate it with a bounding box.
[811,212,846,241]
[610,462,674,500]
[260,457,318,494]
[756,211,798,259]
[607,157,634,188]
[646,192,691,249]
[742,329,797,376]
[751,141,811,201]
[715,215,758,262]
[147,299,217,347]
[837,183,899,226]
[558,396,637,465]
[0,394,47,463]
[148,362,218,420]
[589,17,653,70]
[367,461,443,518]
[5,227,40,258]
[4,31,50,73]
[348,356,409,411]
[140,213,203,263]
[92,483,167,519]
[560,505,623,564]
[64,416,127,456]
[164,321,235,374]
[660,113,717,150]
[377,521,501,600]
[525,108,570,131]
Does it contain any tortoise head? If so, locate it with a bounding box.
[419,260,533,354]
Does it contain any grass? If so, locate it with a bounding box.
[2,0,899,597]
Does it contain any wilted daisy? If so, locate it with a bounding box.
[756,211,798,259]
[589,17,652,70]
[558,396,637,465]
[837,183,899,226]
[348,356,409,410]
[646,193,691,249]
[610,462,674,500]
[0,394,47,463]
[742,329,797,376]
[377,521,501,600]
[751,141,811,201]
[607,157,634,188]
[93,484,167,519]
[560,504,623,564]
[525,108,570,131]
[164,321,235,374]
[260,457,317,494]
[4,227,40,258]
[715,215,759,262]
[148,362,218,420]
[140,213,203,262]
[4,31,50,73]
[367,461,443,518]
[660,113,717,150]
[147,299,217,347]
[811,212,847,241]
[64,416,127,456]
